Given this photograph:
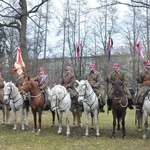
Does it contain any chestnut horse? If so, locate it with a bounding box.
[20,76,52,135]
[111,80,128,139]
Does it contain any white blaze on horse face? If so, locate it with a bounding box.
[78,84,86,103]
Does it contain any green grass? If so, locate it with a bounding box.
[0,107,150,150]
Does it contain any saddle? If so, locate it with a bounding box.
[41,91,51,110]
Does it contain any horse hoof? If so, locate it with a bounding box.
[123,135,126,139]
[21,128,25,131]
[142,134,147,140]
[111,135,115,139]
[137,128,142,132]
[13,129,17,131]
[66,134,70,137]
[51,124,54,127]
[96,134,100,138]
[57,132,61,135]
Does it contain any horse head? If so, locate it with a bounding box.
[4,81,13,104]
[113,80,124,96]
[20,76,32,94]
[78,80,89,104]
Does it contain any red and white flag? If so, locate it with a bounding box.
[76,43,82,60]
[137,41,144,61]
[13,47,26,75]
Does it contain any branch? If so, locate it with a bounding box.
[0,21,20,31]
[28,0,48,14]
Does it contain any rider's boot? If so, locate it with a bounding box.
[99,104,105,113]
[107,99,112,111]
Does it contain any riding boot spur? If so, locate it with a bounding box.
[107,98,112,111]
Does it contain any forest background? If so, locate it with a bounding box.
[0,0,150,93]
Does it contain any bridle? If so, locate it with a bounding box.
[78,83,98,108]
[114,82,128,108]
[4,84,22,105]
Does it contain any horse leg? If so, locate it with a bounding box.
[57,111,62,135]
[71,110,76,126]
[142,112,148,140]
[13,110,17,131]
[117,117,120,130]
[20,107,25,131]
[51,109,55,127]
[85,111,89,136]
[66,109,70,136]
[94,110,100,137]
[5,105,10,124]
[122,113,126,139]
[31,108,37,133]
[37,109,42,135]
[90,112,94,129]
[112,111,116,139]
[1,106,5,124]
[24,107,29,127]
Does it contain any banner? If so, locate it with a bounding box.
[76,43,82,60]
[137,41,144,61]
[13,47,26,75]
[107,37,113,62]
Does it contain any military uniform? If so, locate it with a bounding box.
[134,68,150,109]
[85,69,105,112]
[61,72,78,99]
[33,74,49,91]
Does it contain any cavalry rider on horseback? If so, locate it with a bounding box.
[85,63,105,113]
[33,67,50,106]
[106,63,134,111]
[61,66,78,106]
[134,60,150,110]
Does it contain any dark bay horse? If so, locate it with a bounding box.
[111,80,128,139]
[20,76,53,135]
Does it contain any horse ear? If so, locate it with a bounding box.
[76,80,80,85]
[28,76,30,80]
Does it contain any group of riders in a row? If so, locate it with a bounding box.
[0,60,150,112]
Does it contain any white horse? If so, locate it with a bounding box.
[142,91,150,139]
[50,84,71,136]
[78,80,100,137]
[3,82,26,131]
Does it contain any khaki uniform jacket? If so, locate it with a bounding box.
[85,70,101,88]
[62,73,76,88]
[33,74,49,90]
[61,73,78,98]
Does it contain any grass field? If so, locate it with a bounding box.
[0,106,150,150]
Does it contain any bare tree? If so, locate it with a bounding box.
[0,0,48,69]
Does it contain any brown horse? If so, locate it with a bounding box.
[111,80,128,139]
[20,76,53,135]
